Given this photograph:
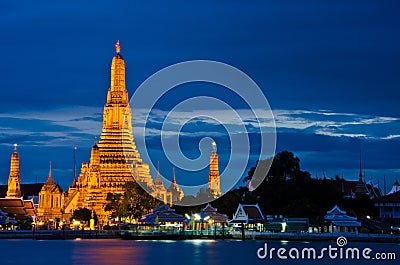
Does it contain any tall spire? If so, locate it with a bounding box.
[168,166,184,203]
[46,161,54,184]
[172,166,176,184]
[73,145,77,186]
[355,149,368,195]
[6,144,21,198]
[109,40,126,95]
[208,141,221,198]
[155,161,163,185]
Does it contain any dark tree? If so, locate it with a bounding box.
[104,181,158,221]
[70,208,98,223]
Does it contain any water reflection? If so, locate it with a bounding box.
[72,240,151,265]
[0,238,398,265]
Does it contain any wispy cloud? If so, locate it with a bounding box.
[132,108,400,141]
[0,105,102,147]
[0,106,399,149]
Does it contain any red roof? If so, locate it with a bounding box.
[374,191,400,203]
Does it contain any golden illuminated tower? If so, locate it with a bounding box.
[37,162,63,222]
[208,142,221,198]
[6,144,21,198]
[59,41,178,224]
[98,40,152,188]
[60,41,155,223]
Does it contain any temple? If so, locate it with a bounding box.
[1,41,189,227]
[167,167,184,203]
[6,144,21,198]
[37,162,63,221]
[208,142,221,198]
[354,150,368,195]
[55,41,177,224]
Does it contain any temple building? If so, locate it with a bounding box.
[208,142,221,198]
[0,146,38,224]
[0,146,43,203]
[3,41,182,225]
[6,144,21,198]
[167,167,184,203]
[152,164,170,204]
[354,151,369,195]
[333,151,382,199]
[324,205,361,233]
[37,163,63,222]
[374,180,400,220]
[58,41,176,224]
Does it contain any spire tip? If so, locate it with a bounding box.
[115,40,121,54]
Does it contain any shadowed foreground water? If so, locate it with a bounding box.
[0,239,398,265]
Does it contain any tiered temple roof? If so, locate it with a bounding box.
[138,204,185,224]
[324,205,361,227]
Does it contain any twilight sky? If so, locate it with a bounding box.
[0,0,399,193]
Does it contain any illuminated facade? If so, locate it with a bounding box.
[58,41,177,223]
[6,145,21,198]
[208,142,221,198]
[37,163,63,221]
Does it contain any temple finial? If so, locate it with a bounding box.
[47,161,53,183]
[13,143,17,152]
[172,166,176,184]
[115,40,121,54]
[212,141,217,152]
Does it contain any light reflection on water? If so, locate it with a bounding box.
[0,239,398,265]
[72,240,151,265]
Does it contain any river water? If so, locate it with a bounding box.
[0,238,398,265]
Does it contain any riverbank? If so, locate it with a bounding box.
[232,231,400,243]
[0,230,118,240]
[0,230,399,242]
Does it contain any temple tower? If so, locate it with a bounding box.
[168,167,184,203]
[98,40,152,189]
[152,163,170,204]
[208,142,221,198]
[37,162,63,222]
[355,150,368,195]
[6,144,21,198]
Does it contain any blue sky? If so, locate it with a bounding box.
[0,0,399,193]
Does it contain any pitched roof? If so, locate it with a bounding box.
[243,206,263,219]
[374,191,400,203]
[138,204,185,224]
[200,204,228,222]
[326,205,346,215]
[0,198,33,219]
[201,204,217,213]
[325,205,359,224]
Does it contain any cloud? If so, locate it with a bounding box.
[131,107,400,142]
[0,105,102,147]
[383,134,400,140]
